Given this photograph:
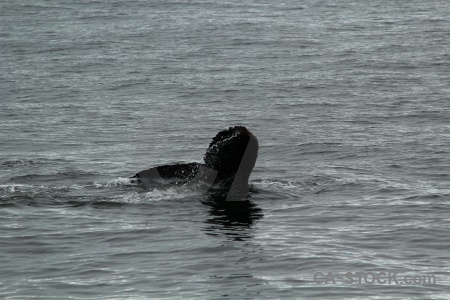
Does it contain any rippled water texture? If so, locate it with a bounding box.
[1,0,450,299]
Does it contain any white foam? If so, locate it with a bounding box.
[0,183,35,193]
[252,179,314,195]
[104,177,134,187]
[144,186,202,201]
[105,185,202,204]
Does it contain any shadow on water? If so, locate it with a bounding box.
[201,190,263,241]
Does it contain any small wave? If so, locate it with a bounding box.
[1,158,69,168]
[252,179,321,197]
[65,184,210,207]
[108,80,149,91]
[0,183,94,194]
[1,159,45,167]
[102,186,198,204]
[8,170,99,185]
[103,177,134,187]
[0,176,215,207]
[0,183,35,193]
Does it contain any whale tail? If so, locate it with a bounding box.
[132,126,258,200]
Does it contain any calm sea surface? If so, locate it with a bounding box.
[1,0,450,299]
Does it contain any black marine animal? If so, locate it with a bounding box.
[131,126,258,200]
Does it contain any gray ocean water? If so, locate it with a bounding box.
[1,0,450,299]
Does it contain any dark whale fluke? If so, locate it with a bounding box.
[131,126,258,200]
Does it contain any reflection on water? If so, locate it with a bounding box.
[201,191,263,241]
